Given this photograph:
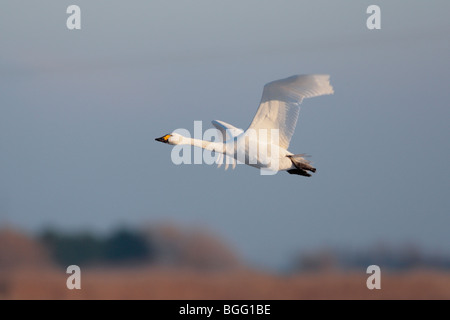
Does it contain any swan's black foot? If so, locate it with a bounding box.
[287,169,311,177]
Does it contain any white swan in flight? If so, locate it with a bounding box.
[156,74,334,176]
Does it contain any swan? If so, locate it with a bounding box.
[156,74,334,176]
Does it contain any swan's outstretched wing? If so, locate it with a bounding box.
[212,120,242,170]
[212,120,244,141]
[216,153,237,170]
[247,74,334,149]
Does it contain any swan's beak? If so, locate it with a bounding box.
[155,134,171,144]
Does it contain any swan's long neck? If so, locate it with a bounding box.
[183,137,225,153]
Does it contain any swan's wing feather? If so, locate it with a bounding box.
[215,151,236,170]
[212,120,244,141]
[216,153,224,168]
[212,120,242,170]
[247,74,334,149]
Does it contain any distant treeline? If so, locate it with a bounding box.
[36,227,450,271]
[37,225,240,270]
[40,228,154,267]
[294,246,450,272]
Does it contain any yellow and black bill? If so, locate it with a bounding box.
[155,134,171,143]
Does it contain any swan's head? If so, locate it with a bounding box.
[155,132,184,145]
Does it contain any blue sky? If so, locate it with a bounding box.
[1,1,449,269]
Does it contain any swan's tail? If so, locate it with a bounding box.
[287,154,316,177]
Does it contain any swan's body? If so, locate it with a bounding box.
[156,74,334,176]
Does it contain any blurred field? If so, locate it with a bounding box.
[1,226,449,300]
[1,267,450,299]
